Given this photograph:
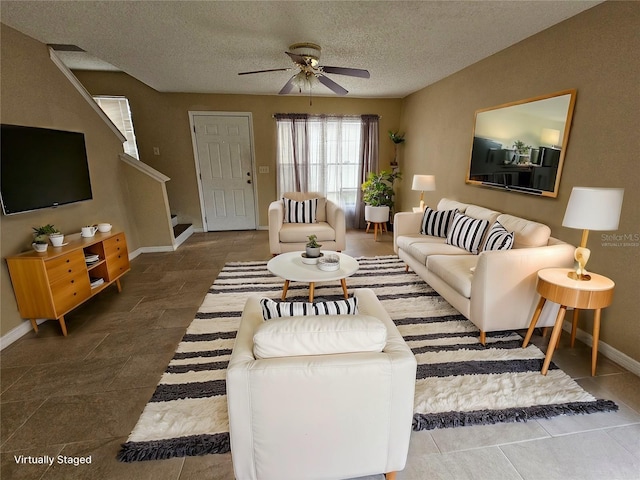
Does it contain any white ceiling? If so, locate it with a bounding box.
[1,1,601,98]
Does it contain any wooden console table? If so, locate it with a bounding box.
[6,231,130,336]
[522,267,615,376]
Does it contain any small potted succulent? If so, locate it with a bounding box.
[305,234,322,258]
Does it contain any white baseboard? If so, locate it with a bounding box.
[0,319,46,350]
[174,224,194,248]
[563,321,640,377]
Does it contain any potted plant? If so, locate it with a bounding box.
[361,170,402,225]
[305,234,322,258]
[32,224,59,251]
[389,130,405,166]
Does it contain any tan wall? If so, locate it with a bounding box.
[121,160,174,248]
[398,1,640,362]
[0,24,138,337]
[73,71,404,229]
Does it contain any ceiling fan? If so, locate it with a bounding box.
[238,42,370,97]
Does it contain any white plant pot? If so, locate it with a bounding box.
[32,243,48,252]
[365,205,390,223]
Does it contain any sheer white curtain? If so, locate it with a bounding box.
[276,114,378,228]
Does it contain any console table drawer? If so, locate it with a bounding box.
[50,271,91,314]
[103,233,127,255]
[45,250,86,284]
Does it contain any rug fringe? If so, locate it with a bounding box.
[117,433,230,462]
[412,399,619,431]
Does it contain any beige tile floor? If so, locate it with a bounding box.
[1,229,639,480]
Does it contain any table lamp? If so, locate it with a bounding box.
[562,186,624,281]
[411,175,436,211]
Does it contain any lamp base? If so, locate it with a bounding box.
[568,245,592,281]
[567,271,592,281]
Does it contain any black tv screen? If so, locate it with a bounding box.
[1,124,93,215]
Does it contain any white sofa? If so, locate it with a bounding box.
[268,192,346,255]
[394,198,575,343]
[226,288,417,480]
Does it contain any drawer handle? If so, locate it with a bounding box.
[73,292,77,296]
[71,280,75,284]
[68,269,72,273]
[66,259,70,263]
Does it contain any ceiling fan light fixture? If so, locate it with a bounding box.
[292,71,318,91]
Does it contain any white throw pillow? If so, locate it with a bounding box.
[260,297,358,320]
[253,314,387,359]
[283,197,318,223]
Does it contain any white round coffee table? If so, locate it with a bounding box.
[267,251,359,302]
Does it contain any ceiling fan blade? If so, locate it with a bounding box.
[238,68,291,75]
[278,76,296,95]
[322,66,370,78]
[317,74,348,96]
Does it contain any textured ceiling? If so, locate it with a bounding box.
[1,1,600,98]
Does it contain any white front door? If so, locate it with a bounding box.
[191,113,256,231]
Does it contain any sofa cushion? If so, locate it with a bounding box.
[279,221,336,243]
[283,197,318,223]
[446,213,490,254]
[465,205,501,224]
[420,207,458,237]
[483,221,514,251]
[397,234,470,265]
[427,255,478,299]
[437,198,469,213]
[253,314,387,359]
[496,214,551,248]
[260,297,358,320]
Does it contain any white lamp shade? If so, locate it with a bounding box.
[562,187,624,231]
[412,175,436,191]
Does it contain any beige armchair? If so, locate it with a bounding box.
[226,288,417,480]
[268,192,346,255]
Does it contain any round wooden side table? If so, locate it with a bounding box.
[522,267,615,376]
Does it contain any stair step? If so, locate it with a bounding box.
[171,214,178,227]
[173,223,191,237]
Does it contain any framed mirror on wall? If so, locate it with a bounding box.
[466,89,577,198]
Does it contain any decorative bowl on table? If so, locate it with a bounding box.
[301,252,323,265]
[317,254,340,271]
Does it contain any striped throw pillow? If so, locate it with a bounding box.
[446,212,490,254]
[420,207,458,237]
[283,198,318,223]
[483,221,514,251]
[260,297,359,320]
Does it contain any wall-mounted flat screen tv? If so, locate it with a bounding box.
[1,124,93,215]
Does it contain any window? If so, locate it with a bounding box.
[93,96,140,159]
[276,114,379,228]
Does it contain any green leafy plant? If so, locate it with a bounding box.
[512,140,531,154]
[361,170,402,208]
[388,130,406,144]
[32,224,59,243]
[306,234,322,249]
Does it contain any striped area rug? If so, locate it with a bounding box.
[118,255,617,462]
